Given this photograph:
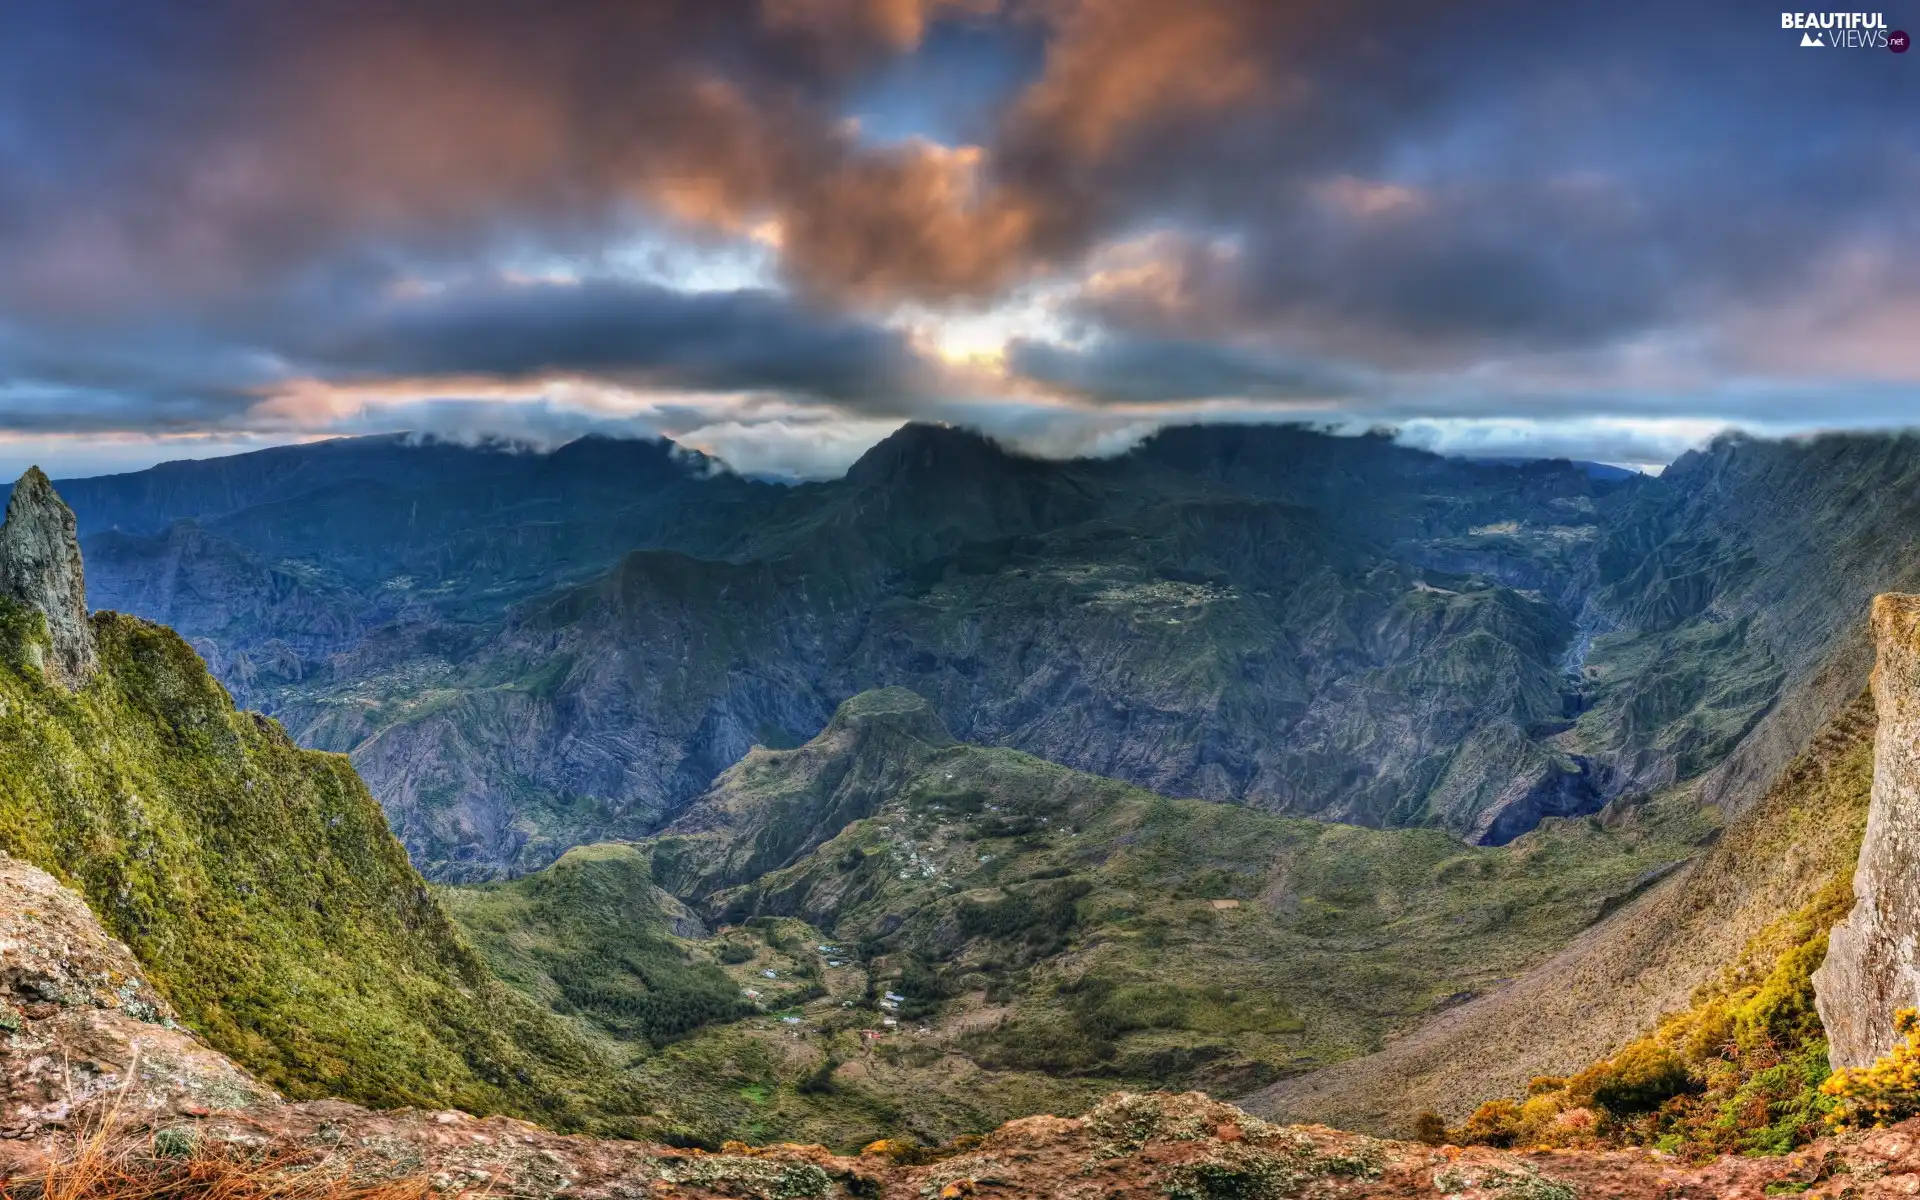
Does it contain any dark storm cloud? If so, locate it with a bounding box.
[1028,1,1920,365]
[0,0,1028,439]
[17,0,1902,330]
[0,272,936,437]
[0,0,1049,316]
[0,385,252,435]
[294,278,928,401]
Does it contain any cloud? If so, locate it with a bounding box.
[0,0,1063,314]
[0,0,1917,478]
[1388,417,1733,472]
[1005,0,1272,163]
[292,276,930,402]
[1006,335,1363,403]
[674,415,911,478]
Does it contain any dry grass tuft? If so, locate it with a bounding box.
[3,1132,439,1200]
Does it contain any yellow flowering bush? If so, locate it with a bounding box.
[1822,1008,1920,1128]
[1452,884,1851,1157]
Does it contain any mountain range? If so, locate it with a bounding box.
[57,421,1857,883]
[9,423,1920,1170]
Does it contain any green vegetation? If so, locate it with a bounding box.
[439,842,751,1046]
[96,425,1659,880]
[1822,1008,1920,1128]
[442,688,1709,1147]
[1450,693,1874,1158]
[1452,886,1847,1157]
[0,599,633,1129]
[43,428,1920,1160]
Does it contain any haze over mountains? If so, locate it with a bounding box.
[44,423,1912,885]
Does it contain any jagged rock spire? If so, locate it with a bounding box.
[0,467,96,688]
[1815,593,1920,1067]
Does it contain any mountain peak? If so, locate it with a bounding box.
[0,467,96,688]
[843,422,1019,487]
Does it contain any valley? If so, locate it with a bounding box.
[5,7,1914,1192]
[440,687,1699,1146]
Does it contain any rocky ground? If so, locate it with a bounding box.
[10,1079,1920,1199]
[7,846,1920,1200]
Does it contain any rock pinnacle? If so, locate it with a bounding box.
[0,467,97,688]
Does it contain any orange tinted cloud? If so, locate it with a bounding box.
[1012,0,1273,162]
[761,0,1001,52]
[0,0,1338,314]
[781,140,1042,299]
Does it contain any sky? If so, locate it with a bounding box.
[0,0,1916,480]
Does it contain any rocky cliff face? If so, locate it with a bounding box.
[1815,593,1920,1068]
[0,467,95,688]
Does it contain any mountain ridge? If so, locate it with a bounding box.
[50,422,1920,891]
[0,467,647,1129]
[131,423,1642,878]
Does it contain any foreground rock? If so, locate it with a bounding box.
[8,1083,1920,1200]
[1818,593,1920,1068]
[0,852,272,1136]
[6,846,1920,1199]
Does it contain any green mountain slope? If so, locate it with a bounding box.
[1248,687,1875,1135]
[440,842,752,1050]
[0,470,632,1129]
[69,423,1920,894]
[444,688,1700,1146]
[1573,433,1920,818]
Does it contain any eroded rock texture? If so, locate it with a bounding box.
[0,851,273,1138]
[0,467,95,688]
[1816,593,1920,1068]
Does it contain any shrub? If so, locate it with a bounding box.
[1455,887,1848,1156]
[1579,1043,1695,1117]
[547,942,754,1043]
[797,1055,840,1095]
[1458,1099,1522,1148]
[956,879,1089,957]
[894,956,949,1021]
[1822,1008,1920,1128]
[1412,1111,1448,1146]
[956,1016,1115,1073]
